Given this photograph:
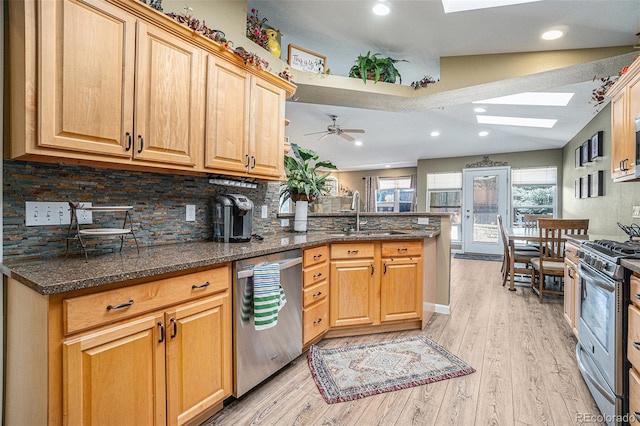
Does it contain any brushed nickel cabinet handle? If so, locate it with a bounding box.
[192,281,210,289]
[633,342,640,350]
[107,299,134,311]
[634,293,640,299]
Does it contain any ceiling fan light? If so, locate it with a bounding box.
[373,3,390,16]
[541,30,563,40]
[355,141,363,146]
[430,131,440,137]
[478,131,489,137]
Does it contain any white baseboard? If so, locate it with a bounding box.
[435,304,450,315]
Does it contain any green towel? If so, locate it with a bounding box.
[252,262,285,330]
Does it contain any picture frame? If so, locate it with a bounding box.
[581,175,591,198]
[287,44,326,73]
[589,170,604,197]
[581,139,592,165]
[575,178,581,198]
[591,130,603,160]
[575,147,582,168]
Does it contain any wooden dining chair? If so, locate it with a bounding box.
[522,214,552,228]
[531,218,589,302]
[497,215,538,287]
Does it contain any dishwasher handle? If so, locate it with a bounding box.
[237,257,303,280]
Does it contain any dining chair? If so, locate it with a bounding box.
[531,218,589,302]
[497,215,538,287]
[522,214,552,228]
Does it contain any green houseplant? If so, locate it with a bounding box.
[281,143,337,204]
[348,51,407,84]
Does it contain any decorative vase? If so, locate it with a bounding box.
[294,200,309,232]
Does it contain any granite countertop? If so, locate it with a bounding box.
[622,259,640,274]
[1,229,438,295]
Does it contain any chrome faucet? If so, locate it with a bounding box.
[351,190,361,232]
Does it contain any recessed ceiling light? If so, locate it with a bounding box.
[430,131,440,137]
[473,92,574,106]
[384,164,391,168]
[477,115,557,128]
[373,3,390,15]
[474,107,487,113]
[355,140,363,146]
[541,30,563,41]
[441,0,541,13]
[478,131,489,137]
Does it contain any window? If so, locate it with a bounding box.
[375,177,414,212]
[511,167,557,226]
[426,172,462,242]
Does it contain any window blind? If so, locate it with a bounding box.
[427,172,462,189]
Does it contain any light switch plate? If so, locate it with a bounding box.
[633,206,640,219]
[25,201,92,226]
[261,205,268,218]
[281,219,289,227]
[417,217,430,225]
[186,205,196,222]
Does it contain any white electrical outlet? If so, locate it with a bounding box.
[77,202,93,224]
[281,218,289,227]
[633,206,640,219]
[417,217,430,225]
[26,201,93,226]
[186,205,196,222]
[261,205,268,219]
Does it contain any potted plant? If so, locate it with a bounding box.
[348,51,407,84]
[281,143,337,231]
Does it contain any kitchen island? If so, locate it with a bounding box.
[2,229,444,426]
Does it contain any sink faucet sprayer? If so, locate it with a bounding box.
[351,191,361,232]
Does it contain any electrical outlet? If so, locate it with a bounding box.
[25,201,93,226]
[634,206,640,219]
[417,217,430,225]
[77,202,93,224]
[186,205,196,222]
[281,218,289,227]
[261,205,268,219]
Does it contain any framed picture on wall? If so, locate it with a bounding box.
[581,139,592,164]
[589,170,604,197]
[575,147,582,168]
[591,131,604,160]
[581,174,591,198]
[575,178,581,198]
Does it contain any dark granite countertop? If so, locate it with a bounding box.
[622,259,640,274]
[1,229,438,295]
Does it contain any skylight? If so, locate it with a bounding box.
[473,92,574,106]
[441,0,541,13]
[476,115,557,128]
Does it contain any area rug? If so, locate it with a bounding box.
[308,336,475,404]
[453,253,503,262]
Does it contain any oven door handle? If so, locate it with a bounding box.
[578,263,616,293]
[237,257,302,280]
[575,343,616,404]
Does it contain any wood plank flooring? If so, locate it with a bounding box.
[202,258,603,425]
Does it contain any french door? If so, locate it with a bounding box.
[462,167,510,254]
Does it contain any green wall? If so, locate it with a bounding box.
[561,103,640,239]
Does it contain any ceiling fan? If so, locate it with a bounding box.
[304,115,365,142]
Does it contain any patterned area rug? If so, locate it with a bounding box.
[308,336,475,404]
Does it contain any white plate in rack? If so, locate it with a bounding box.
[78,228,133,236]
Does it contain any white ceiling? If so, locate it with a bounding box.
[248,0,640,171]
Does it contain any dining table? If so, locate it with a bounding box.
[506,227,540,292]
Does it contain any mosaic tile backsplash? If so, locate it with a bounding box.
[3,161,283,260]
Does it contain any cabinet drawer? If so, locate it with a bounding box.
[63,265,230,335]
[331,243,375,259]
[303,280,328,308]
[381,241,422,258]
[304,245,329,268]
[303,298,329,345]
[304,263,329,288]
[632,275,640,309]
[631,368,640,423]
[629,305,640,367]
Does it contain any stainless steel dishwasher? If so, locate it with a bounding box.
[233,249,303,397]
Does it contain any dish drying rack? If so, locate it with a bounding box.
[66,202,139,261]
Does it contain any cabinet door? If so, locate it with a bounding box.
[248,77,286,178]
[563,260,576,332]
[63,313,166,426]
[611,89,634,180]
[204,56,251,173]
[134,21,201,167]
[330,259,375,327]
[165,294,232,426]
[380,257,422,322]
[39,0,135,157]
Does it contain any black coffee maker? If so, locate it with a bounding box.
[213,194,254,243]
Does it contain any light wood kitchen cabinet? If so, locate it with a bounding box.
[563,241,580,336]
[380,241,423,322]
[608,56,640,182]
[33,0,201,169]
[330,243,376,327]
[205,55,285,179]
[629,273,640,422]
[302,246,330,345]
[6,265,232,426]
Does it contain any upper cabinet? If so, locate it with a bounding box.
[608,57,640,182]
[8,0,295,180]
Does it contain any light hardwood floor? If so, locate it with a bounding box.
[202,258,603,425]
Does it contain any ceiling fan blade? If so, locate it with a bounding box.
[339,132,355,142]
[304,131,330,136]
[340,129,365,134]
[317,133,333,142]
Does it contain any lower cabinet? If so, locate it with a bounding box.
[563,241,579,336]
[381,256,422,322]
[302,245,330,345]
[61,266,232,426]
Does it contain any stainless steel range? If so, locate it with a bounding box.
[576,240,638,425]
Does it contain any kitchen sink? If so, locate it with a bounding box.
[327,230,410,237]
